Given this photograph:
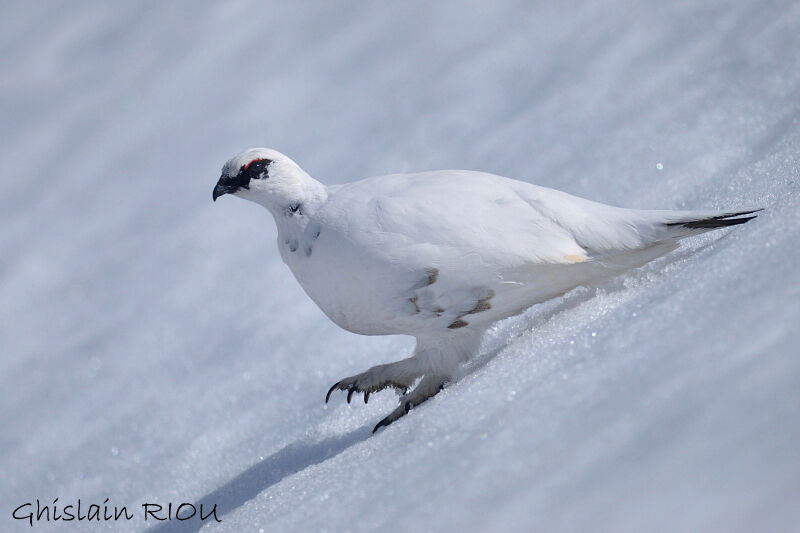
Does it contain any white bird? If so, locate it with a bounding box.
[213,148,759,432]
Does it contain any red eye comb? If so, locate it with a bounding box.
[244,158,266,171]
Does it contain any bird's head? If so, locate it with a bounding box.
[213,148,314,210]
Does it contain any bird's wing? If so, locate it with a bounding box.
[314,171,607,329]
[321,170,593,272]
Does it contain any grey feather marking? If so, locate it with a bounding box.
[302,221,321,256]
[466,289,494,315]
[426,268,439,285]
[445,288,494,328]
[408,267,440,292]
[448,319,469,329]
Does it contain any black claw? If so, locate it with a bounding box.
[325,382,341,403]
[364,391,370,404]
[404,401,412,414]
[347,385,357,404]
[373,417,392,433]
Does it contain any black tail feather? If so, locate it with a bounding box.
[710,208,763,220]
[665,208,762,230]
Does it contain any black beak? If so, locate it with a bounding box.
[213,171,249,201]
[213,168,252,202]
[212,181,238,202]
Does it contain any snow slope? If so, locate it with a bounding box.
[1,1,799,532]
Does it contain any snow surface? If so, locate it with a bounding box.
[1,1,799,532]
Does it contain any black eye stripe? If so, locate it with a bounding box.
[243,158,272,180]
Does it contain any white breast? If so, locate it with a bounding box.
[277,218,417,335]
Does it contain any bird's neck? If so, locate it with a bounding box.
[248,171,327,218]
[258,175,327,244]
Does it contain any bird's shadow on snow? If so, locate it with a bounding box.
[147,426,371,533]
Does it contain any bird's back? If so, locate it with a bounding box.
[319,169,710,267]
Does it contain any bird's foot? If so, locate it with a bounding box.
[325,361,421,405]
[372,374,448,433]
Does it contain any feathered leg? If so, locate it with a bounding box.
[326,331,484,431]
[325,355,423,405]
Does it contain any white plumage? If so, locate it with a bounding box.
[213,147,759,431]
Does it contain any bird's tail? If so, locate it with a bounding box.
[660,208,762,239]
[582,207,762,270]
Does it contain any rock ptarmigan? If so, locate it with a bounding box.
[213,148,759,432]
